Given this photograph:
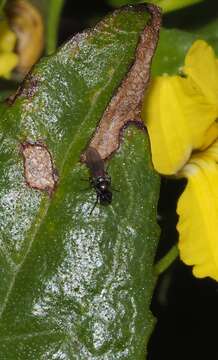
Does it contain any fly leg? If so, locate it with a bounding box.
[89,194,99,215]
[111,187,119,192]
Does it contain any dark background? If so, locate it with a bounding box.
[60,1,218,359]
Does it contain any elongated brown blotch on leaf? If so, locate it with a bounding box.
[83,3,161,161]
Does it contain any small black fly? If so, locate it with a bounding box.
[85,147,112,214]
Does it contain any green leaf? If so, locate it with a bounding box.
[0,6,160,359]
[191,18,218,53]
[152,28,198,75]
[152,18,218,76]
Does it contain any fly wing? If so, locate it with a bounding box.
[85,147,105,177]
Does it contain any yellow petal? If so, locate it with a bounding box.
[183,40,218,104]
[0,20,17,53]
[198,136,218,162]
[200,122,218,150]
[143,75,218,174]
[0,52,18,78]
[177,144,218,281]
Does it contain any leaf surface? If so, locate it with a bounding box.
[0,6,160,359]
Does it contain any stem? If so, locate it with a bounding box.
[156,0,204,13]
[46,0,64,55]
[108,0,204,12]
[0,0,6,16]
[138,0,204,13]
[0,0,6,9]
[154,244,179,275]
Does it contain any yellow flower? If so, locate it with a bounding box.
[177,142,218,281]
[0,20,18,78]
[6,0,44,76]
[142,40,218,281]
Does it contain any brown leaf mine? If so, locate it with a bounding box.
[82,4,162,162]
[21,142,58,195]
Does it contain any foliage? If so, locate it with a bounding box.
[0,0,217,358]
[0,6,160,358]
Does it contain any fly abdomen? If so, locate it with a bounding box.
[85,147,112,212]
